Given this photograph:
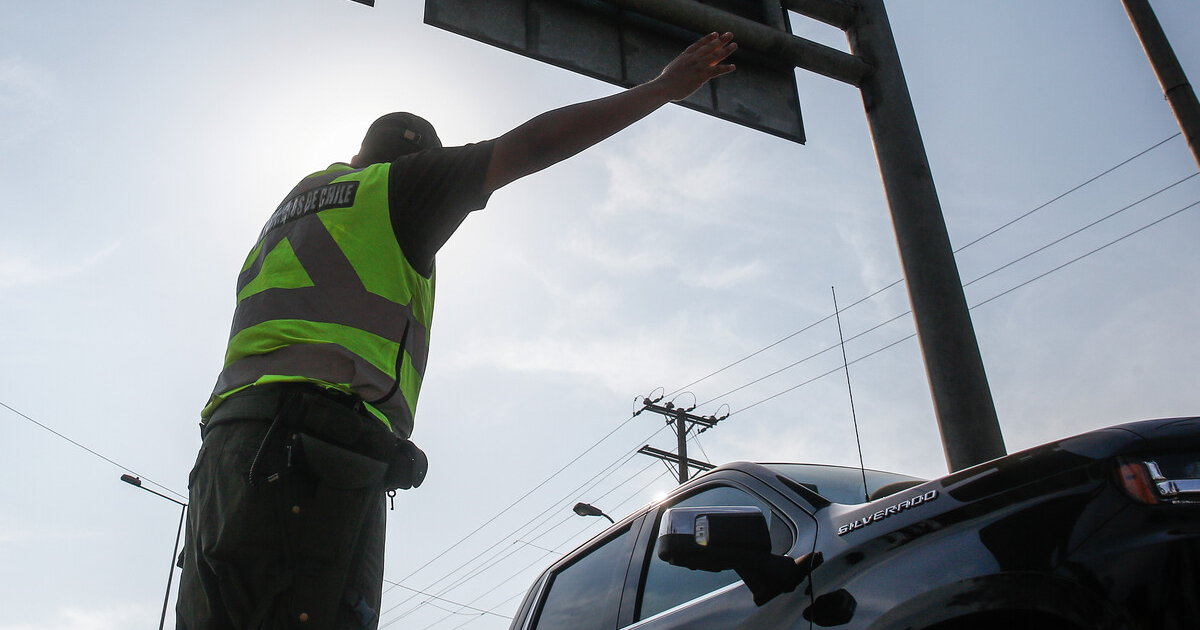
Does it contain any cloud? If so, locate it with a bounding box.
[596,120,758,224]
[448,331,682,396]
[443,306,749,399]
[0,604,156,630]
[558,225,766,290]
[677,259,766,290]
[0,520,101,545]
[0,243,120,291]
[0,56,59,145]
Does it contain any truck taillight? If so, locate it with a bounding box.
[1117,454,1200,505]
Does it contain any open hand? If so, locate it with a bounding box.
[655,32,738,102]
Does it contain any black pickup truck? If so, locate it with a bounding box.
[507,417,1200,630]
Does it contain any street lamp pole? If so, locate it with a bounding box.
[120,474,187,630]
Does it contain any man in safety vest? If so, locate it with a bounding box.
[178,32,738,630]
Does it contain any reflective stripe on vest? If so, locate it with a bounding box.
[205,163,433,437]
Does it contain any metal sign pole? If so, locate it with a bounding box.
[849,0,1005,471]
[1121,0,1200,170]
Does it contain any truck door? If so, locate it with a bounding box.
[619,481,817,630]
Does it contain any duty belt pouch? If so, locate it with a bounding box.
[296,390,429,491]
[298,433,387,490]
[384,439,428,490]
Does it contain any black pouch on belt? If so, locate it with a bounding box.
[294,433,389,490]
[383,439,428,490]
[289,390,428,491]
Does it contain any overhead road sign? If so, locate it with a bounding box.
[425,0,809,144]
[422,0,1007,471]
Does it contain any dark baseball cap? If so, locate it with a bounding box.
[351,112,442,167]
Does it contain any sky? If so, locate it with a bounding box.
[1,1,1197,629]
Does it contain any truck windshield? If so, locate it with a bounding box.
[763,462,925,505]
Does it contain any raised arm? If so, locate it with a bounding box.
[483,32,737,193]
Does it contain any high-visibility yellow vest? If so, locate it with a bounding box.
[203,162,433,437]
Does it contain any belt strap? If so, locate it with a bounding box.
[207,383,396,461]
[207,383,369,431]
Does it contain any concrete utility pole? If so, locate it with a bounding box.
[1122,0,1200,170]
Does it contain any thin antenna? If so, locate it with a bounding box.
[833,287,870,502]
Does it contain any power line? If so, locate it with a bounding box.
[379,423,671,625]
[664,279,902,400]
[445,466,673,630]
[727,197,1199,416]
[397,449,648,612]
[697,310,910,408]
[953,132,1182,253]
[384,410,646,595]
[732,336,915,417]
[380,582,512,620]
[666,132,1185,399]
[963,172,1198,288]
[970,198,1199,310]
[398,464,672,630]
[412,462,668,630]
[0,399,187,502]
[693,172,1198,415]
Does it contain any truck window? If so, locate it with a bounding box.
[531,526,632,630]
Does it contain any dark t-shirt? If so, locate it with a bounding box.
[387,140,496,277]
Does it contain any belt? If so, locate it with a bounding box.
[207,383,387,453]
[205,382,428,490]
[209,382,365,421]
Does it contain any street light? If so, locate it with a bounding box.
[120,474,187,630]
[572,502,614,524]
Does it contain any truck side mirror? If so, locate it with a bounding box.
[657,506,772,569]
[656,506,821,606]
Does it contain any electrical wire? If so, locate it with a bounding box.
[378,424,672,625]
[953,133,1182,253]
[962,172,1198,288]
[444,466,673,630]
[728,197,1199,417]
[666,132,1185,400]
[0,399,187,502]
[403,403,753,628]
[690,426,712,465]
[693,167,1198,414]
[404,450,647,606]
[969,198,1200,310]
[383,410,646,596]
[664,279,902,400]
[379,583,512,620]
[697,309,911,408]
[396,464,672,630]
[385,424,661,608]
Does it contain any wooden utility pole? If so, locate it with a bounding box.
[636,399,724,483]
